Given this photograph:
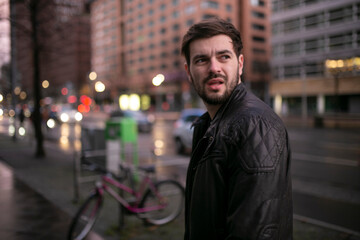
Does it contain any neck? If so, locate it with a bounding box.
[204,103,222,120]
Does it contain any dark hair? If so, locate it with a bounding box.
[181,17,243,66]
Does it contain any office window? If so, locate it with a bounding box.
[329,5,353,25]
[252,60,270,73]
[203,14,216,19]
[329,32,352,50]
[185,5,196,14]
[306,62,323,76]
[187,19,194,26]
[252,10,265,19]
[252,48,266,55]
[172,0,179,6]
[252,23,265,31]
[284,41,300,56]
[172,23,180,31]
[284,18,300,33]
[250,0,265,6]
[272,22,280,35]
[305,38,324,53]
[172,36,180,43]
[226,4,232,12]
[160,15,166,22]
[252,36,265,42]
[160,27,167,34]
[173,10,179,18]
[305,13,323,29]
[201,1,219,9]
[284,0,300,10]
[284,65,300,78]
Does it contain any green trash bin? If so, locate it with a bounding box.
[120,117,138,143]
[105,117,139,179]
[105,121,122,140]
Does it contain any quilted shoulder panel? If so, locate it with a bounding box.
[222,114,286,173]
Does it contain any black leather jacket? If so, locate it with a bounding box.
[184,84,293,240]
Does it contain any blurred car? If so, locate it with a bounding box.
[109,110,154,133]
[173,108,206,154]
[57,105,83,123]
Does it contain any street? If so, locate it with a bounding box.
[1,115,359,236]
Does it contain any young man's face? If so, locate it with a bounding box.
[185,34,244,106]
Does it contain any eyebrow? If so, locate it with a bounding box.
[192,49,234,62]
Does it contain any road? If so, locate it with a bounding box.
[1,114,359,235]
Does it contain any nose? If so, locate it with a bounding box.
[209,58,221,73]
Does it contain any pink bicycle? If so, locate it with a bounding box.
[67,164,184,240]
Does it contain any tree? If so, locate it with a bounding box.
[7,0,90,157]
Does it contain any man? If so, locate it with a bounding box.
[181,17,293,239]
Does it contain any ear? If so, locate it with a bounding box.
[184,62,193,83]
[238,54,244,77]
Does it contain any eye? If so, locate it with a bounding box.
[194,58,207,64]
[220,55,231,60]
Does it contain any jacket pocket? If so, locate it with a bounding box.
[258,224,279,240]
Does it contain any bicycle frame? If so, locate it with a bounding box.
[95,173,167,214]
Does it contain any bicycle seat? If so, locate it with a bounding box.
[138,165,156,173]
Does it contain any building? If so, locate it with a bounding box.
[13,0,91,104]
[270,0,360,118]
[90,0,271,111]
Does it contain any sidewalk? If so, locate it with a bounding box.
[0,132,358,240]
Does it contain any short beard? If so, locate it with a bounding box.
[192,71,239,106]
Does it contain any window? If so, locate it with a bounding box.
[329,5,353,25]
[305,62,323,76]
[203,14,216,19]
[252,60,270,73]
[284,65,301,78]
[252,23,265,31]
[226,4,232,12]
[172,23,180,31]
[173,10,179,18]
[252,36,265,42]
[305,38,324,53]
[160,28,167,34]
[329,32,353,50]
[250,0,265,6]
[305,13,323,29]
[185,5,196,14]
[284,41,300,56]
[201,1,219,9]
[252,48,266,55]
[252,10,265,19]
[284,18,300,33]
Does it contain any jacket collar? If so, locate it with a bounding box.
[192,83,247,135]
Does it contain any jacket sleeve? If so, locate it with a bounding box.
[223,116,292,239]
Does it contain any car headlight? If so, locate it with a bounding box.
[60,113,69,123]
[75,112,83,122]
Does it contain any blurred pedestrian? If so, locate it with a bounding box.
[19,105,25,126]
[181,17,293,239]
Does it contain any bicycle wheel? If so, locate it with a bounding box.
[139,180,184,225]
[67,192,103,240]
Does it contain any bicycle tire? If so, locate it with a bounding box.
[67,192,103,240]
[139,180,184,225]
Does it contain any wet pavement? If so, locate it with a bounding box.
[0,119,359,239]
[0,161,71,240]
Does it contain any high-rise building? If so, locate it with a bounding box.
[90,0,271,111]
[270,0,360,118]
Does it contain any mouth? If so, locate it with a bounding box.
[206,78,224,91]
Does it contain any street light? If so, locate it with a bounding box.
[89,71,97,81]
[95,81,105,92]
